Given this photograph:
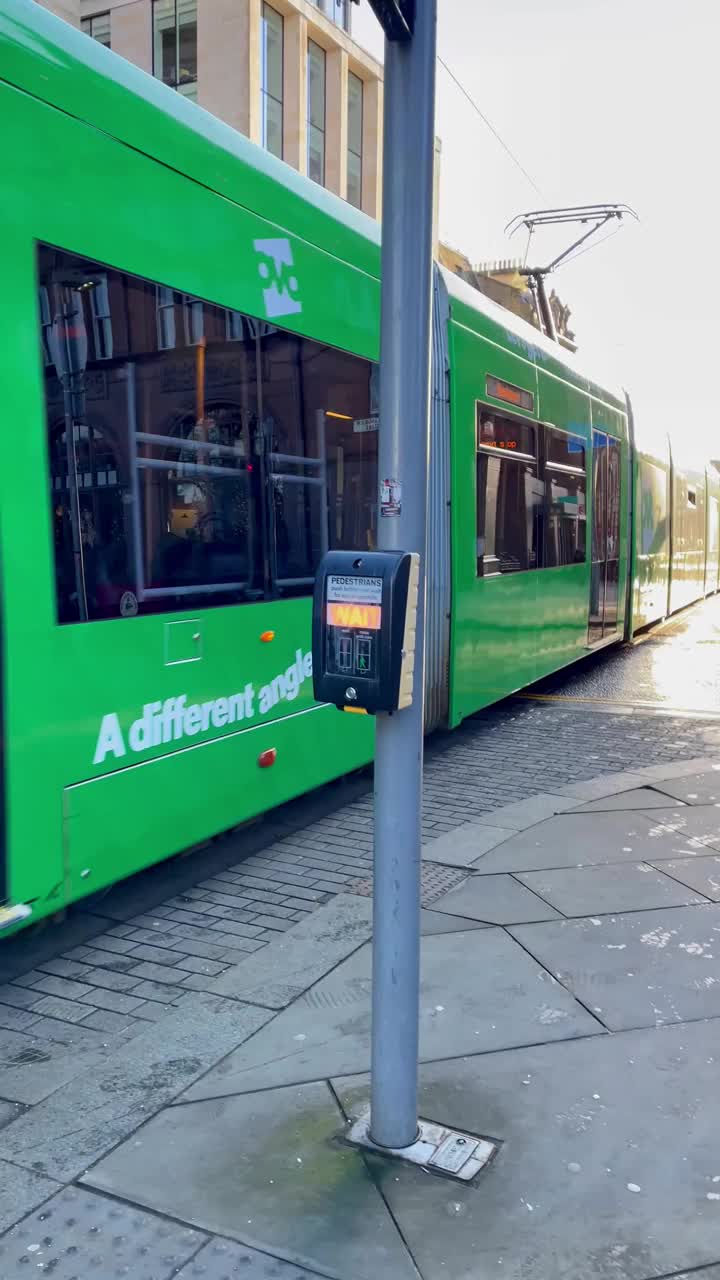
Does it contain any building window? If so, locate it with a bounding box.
[261,4,284,160]
[81,12,111,47]
[334,0,351,31]
[153,0,197,101]
[310,0,350,31]
[307,41,326,185]
[89,276,113,360]
[156,286,177,351]
[38,245,377,624]
[347,72,363,209]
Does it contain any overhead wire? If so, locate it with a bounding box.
[436,54,548,202]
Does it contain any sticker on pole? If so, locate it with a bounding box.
[380,478,402,517]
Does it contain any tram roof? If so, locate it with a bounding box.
[441,266,627,410]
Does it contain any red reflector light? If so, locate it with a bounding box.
[258,749,277,768]
[260,630,275,642]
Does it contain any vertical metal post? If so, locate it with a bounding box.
[126,362,146,602]
[533,273,558,342]
[370,0,438,1150]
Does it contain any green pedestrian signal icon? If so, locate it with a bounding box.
[355,635,373,676]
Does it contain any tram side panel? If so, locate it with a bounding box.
[0,154,62,923]
[587,394,631,644]
[669,465,707,614]
[446,293,602,727]
[3,80,380,926]
[633,451,671,630]
[447,316,539,726]
[532,367,593,680]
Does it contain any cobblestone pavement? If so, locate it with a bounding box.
[2,603,720,1057]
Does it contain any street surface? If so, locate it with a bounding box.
[1,594,720,1276]
[530,593,720,716]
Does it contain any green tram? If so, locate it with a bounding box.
[1,0,718,933]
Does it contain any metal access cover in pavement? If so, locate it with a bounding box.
[350,862,466,905]
[346,1107,497,1182]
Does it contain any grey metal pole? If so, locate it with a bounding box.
[370,0,438,1151]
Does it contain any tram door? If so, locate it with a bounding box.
[589,431,621,643]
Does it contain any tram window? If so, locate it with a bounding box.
[640,462,668,556]
[260,333,377,593]
[37,245,376,623]
[476,409,541,576]
[546,428,585,471]
[544,427,586,567]
[477,410,535,457]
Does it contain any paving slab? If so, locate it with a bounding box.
[654,854,720,902]
[556,771,648,801]
[181,928,601,1102]
[575,787,688,812]
[0,1013,125,1105]
[633,758,719,782]
[473,793,581,831]
[431,873,561,924]
[420,908,489,934]
[0,991,272,1181]
[176,1238,333,1280]
[0,1032,131,1106]
[335,1019,720,1280]
[422,822,511,866]
[651,769,720,806]
[84,1082,418,1280]
[511,902,720,1030]
[516,862,708,917]
[0,1184,205,1280]
[0,1160,59,1236]
[207,895,372,1009]
[470,809,704,876]
[641,805,720,852]
[0,1098,22,1129]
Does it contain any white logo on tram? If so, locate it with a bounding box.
[254,238,302,319]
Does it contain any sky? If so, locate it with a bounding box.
[350,0,719,461]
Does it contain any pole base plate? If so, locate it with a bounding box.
[345,1108,497,1183]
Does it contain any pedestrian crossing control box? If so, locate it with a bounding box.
[312,550,420,714]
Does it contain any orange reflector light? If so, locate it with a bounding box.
[343,706,368,715]
[260,630,275,643]
[258,748,277,768]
